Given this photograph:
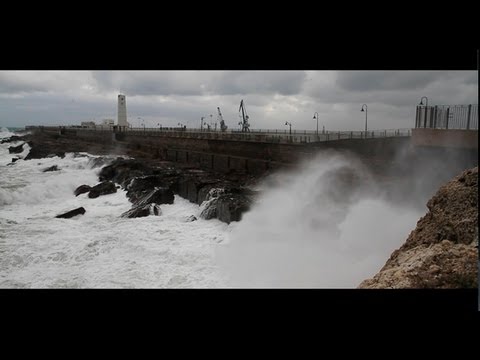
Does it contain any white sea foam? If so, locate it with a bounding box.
[0,128,424,288]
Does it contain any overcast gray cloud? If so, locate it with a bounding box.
[0,70,477,131]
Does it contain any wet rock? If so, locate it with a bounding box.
[88,181,117,198]
[56,207,86,219]
[87,157,110,169]
[183,215,197,222]
[8,143,24,154]
[199,187,254,224]
[74,184,92,197]
[1,135,23,144]
[98,158,154,187]
[24,140,65,160]
[43,165,59,172]
[126,175,172,203]
[134,187,174,206]
[359,166,478,289]
[121,203,162,218]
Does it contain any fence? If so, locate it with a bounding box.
[415,104,478,130]
[27,125,411,144]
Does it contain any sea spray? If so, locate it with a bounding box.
[217,151,423,288]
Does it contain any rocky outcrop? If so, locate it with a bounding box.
[199,187,255,224]
[125,175,173,203]
[359,166,478,289]
[121,203,162,218]
[87,156,111,169]
[56,207,86,219]
[24,140,65,160]
[74,185,92,197]
[88,181,117,198]
[98,158,154,187]
[1,135,23,144]
[8,143,24,154]
[43,165,59,172]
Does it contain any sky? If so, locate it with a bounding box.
[0,71,477,131]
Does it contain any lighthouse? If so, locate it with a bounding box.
[117,94,129,128]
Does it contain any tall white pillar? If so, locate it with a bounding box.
[117,94,128,127]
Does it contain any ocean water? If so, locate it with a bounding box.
[0,127,423,288]
[0,127,230,288]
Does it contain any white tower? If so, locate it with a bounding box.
[117,94,128,127]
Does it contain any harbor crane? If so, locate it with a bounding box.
[217,107,228,132]
[238,99,250,132]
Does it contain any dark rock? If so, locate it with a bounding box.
[216,192,253,224]
[11,158,20,163]
[88,181,117,198]
[199,187,254,224]
[134,187,174,206]
[126,175,172,203]
[87,157,110,169]
[98,158,154,187]
[183,215,197,222]
[121,203,162,218]
[1,135,23,144]
[24,140,65,160]
[177,172,221,204]
[8,143,24,154]
[74,184,92,197]
[43,165,59,172]
[55,207,86,219]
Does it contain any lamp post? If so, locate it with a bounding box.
[313,112,319,136]
[360,104,368,133]
[285,121,292,135]
[138,117,145,130]
[419,96,428,107]
[419,97,429,128]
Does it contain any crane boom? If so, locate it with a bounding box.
[238,99,250,132]
[217,107,227,131]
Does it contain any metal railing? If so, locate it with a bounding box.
[26,125,411,144]
[415,104,478,130]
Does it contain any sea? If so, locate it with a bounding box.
[0,127,424,288]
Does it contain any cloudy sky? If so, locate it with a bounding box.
[0,71,477,131]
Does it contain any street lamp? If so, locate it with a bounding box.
[419,96,428,106]
[360,104,368,132]
[313,112,319,136]
[285,121,292,135]
[138,117,145,130]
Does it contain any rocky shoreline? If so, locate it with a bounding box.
[4,130,478,288]
[5,131,259,224]
[359,166,478,288]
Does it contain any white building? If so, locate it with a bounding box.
[102,119,115,126]
[117,94,129,127]
[81,121,96,128]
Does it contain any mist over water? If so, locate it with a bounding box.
[1,128,431,288]
[217,152,424,288]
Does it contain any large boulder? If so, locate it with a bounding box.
[24,140,65,160]
[56,207,86,219]
[43,165,59,172]
[98,158,154,187]
[8,143,24,154]
[199,187,254,224]
[359,166,478,289]
[1,135,23,144]
[126,175,172,203]
[87,157,111,169]
[121,203,162,218]
[134,188,174,206]
[74,184,92,197]
[88,181,117,198]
